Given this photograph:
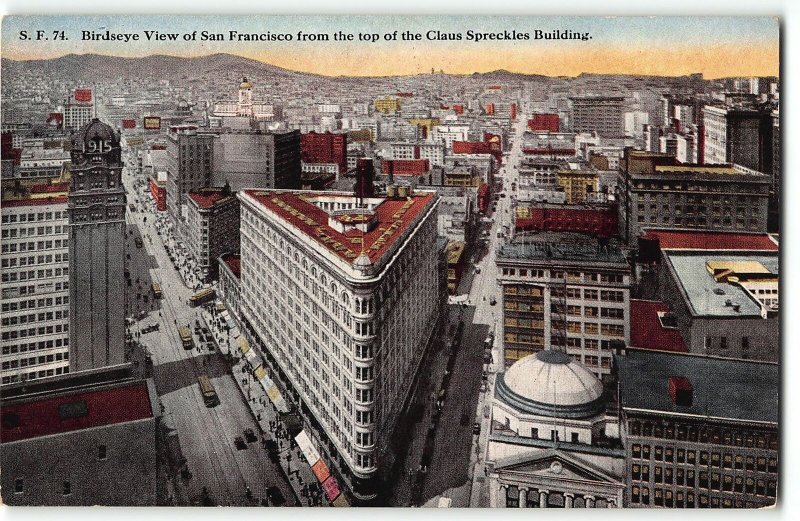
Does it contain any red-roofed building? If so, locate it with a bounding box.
[237,188,442,500]
[381,159,430,177]
[515,205,619,238]
[1,368,159,505]
[185,188,240,281]
[301,131,347,176]
[638,229,778,264]
[629,299,688,353]
[528,113,560,133]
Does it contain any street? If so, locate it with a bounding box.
[121,161,297,507]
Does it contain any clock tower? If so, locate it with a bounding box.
[68,119,127,372]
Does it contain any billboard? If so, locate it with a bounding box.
[143,116,162,130]
[122,119,136,129]
[74,88,92,103]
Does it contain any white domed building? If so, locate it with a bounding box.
[486,350,626,508]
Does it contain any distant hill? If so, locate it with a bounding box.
[1,53,320,83]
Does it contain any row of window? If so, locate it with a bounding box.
[2,309,68,326]
[1,322,68,340]
[1,225,66,239]
[2,211,66,224]
[1,239,65,254]
[1,267,69,283]
[2,336,68,355]
[632,445,777,473]
[628,421,778,449]
[1,252,69,269]
[1,364,68,383]
[1,295,68,313]
[500,268,626,285]
[1,351,68,370]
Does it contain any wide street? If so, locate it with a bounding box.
[121,159,297,507]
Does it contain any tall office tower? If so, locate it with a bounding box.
[165,125,215,230]
[1,187,71,384]
[570,96,625,137]
[702,105,773,174]
[237,188,441,502]
[63,88,96,132]
[67,119,127,372]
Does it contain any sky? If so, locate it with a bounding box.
[1,15,780,78]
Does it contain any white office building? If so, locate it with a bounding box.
[237,188,441,501]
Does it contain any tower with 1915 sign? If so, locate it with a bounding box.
[68,118,127,372]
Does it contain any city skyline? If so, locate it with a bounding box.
[2,16,780,78]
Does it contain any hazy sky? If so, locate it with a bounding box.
[1,15,780,77]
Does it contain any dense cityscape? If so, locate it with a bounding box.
[0,50,779,508]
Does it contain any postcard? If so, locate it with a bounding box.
[0,15,779,509]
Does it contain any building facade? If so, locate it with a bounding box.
[165,125,215,230]
[618,150,770,244]
[1,367,159,506]
[496,238,631,377]
[237,188,440,502]
[570,97,625,138]
[702,105,773,175]
[68,119,127,372]
[1,192,71,384]
[185,188,241,281]
[487,350,625,508]
[617,349,778,508]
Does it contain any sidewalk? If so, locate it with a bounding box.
[199,306,329,507]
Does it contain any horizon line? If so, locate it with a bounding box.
[2,50,780,81]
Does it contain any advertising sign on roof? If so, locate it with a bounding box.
[74,88,92,103]
[143,116,162,130]
[311,459,331,482]
[322,476,341,501]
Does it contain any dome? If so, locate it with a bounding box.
[177,98,189,108]
[71,118,119,151]
[240,77,253,89]
[495,350,605,419]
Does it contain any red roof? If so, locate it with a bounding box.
[2,195,68,207]
[1,382,153,444]
[187,191,230,209]
[245,190,435,264]
[222,253,241,279]
[629,300,688,353]
[30,182,69,194]
[641,230,778,252]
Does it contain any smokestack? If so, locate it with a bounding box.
[355,158,375,203]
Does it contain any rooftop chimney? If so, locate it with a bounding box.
[668,376,693,407]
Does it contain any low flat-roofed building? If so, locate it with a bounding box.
[659,250,777,362]
[616,348,777,508]
[1,366,160,506]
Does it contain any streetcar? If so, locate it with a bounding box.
[179,325,194,350]
[189,287,216,307]
[197,375,219,407]
[151,282,162,299]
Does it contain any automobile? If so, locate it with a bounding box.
[473,422,481,435]
[244,428,258,443]
[234,436,247,450]
[490,297,497,305]
[266,486,286,506]
[480,381,488,393]
[475,266,482,274]
[500,193,507,198]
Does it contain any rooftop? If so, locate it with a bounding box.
[665,251,778,317]
[1,380,154,444]
[629,300,688,353]
[498,235,627,265]
[616,349,778,424]
[187,190,234,209]
[641,229,779,252]
[221,253,241,279]
[243,189,435,265]
[2,195,68,208]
